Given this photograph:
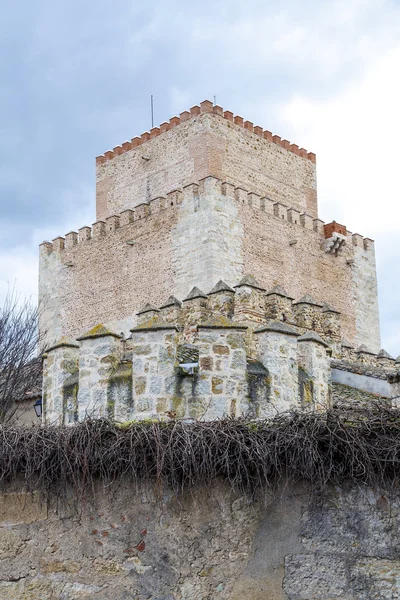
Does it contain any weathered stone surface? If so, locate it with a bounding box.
[1,483,400,598]
[40,111,380,354]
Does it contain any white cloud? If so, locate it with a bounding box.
[278,43,400,354]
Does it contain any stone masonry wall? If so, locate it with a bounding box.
[2,481,400,599]
[96,105,317,221]
[39,177,380,352]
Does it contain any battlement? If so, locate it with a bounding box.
[96,99,316,166]
[40,176,374,255]
[42,275,396,426]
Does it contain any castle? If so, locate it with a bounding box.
[39,100,396,425]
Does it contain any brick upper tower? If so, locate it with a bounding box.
[39,100,380,352]
[96,99,317,221]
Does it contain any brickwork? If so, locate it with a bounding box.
[95,103,317,221]
[39,176,380,353]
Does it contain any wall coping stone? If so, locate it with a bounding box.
[293,294,324,307]
[182,286,208,301]
[208,280,236,295]
[77,324,122,341]
[46,337,80,352]
[160,295,182,308]
[254,321,300,336]
[265,285,293,299]
[234,275,266,292]
[137,303,160,315]
[298,331,329,347]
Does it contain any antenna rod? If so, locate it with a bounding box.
[151,95,154,129]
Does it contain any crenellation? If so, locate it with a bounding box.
[92,220,106,238]
[119,208,134,226]
[247,192,261,209]
[301,213,314,229]
[78,225,91,242]
[39,240,53,254]
[207,280,236,320]
[297,331,331,410]
[273,202,287,220]
[293,295,324,331]
[263,130,273,141]
[40,101,383,427]
[352,232,364,247]
[65,231,78,248]
[265,286,294,324]
[94,101,316,169]
[134,202,149,219]
[223,109,233,121]
[313,218,325,234]
[307,152,316,163]
[167,188,183,206]
[179,110,190,121]
[234,187,248,204]
[41,270,395,426]
[262,196,275,214]
[357,344,376,364]
[150,126,160,138]
[200,99,213,113]
[105,214,120,231]
[52,236,65,251]
[149,195,167,213]
[363,237,374,251]
[287,208,301,224]
[137,303,160,324]
[190,105,201,116]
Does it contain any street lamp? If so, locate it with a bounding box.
[33,398,43,418]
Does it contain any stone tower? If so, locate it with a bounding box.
[39,99,380,352]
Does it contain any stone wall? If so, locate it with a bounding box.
[95,104,317,221]
[2,481,400,599]
[39,177,380,352]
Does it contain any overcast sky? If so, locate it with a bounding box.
[1,0,399,355]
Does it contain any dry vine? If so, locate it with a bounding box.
[0,408,399,498]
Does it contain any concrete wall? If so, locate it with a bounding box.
[2,481,400,599]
